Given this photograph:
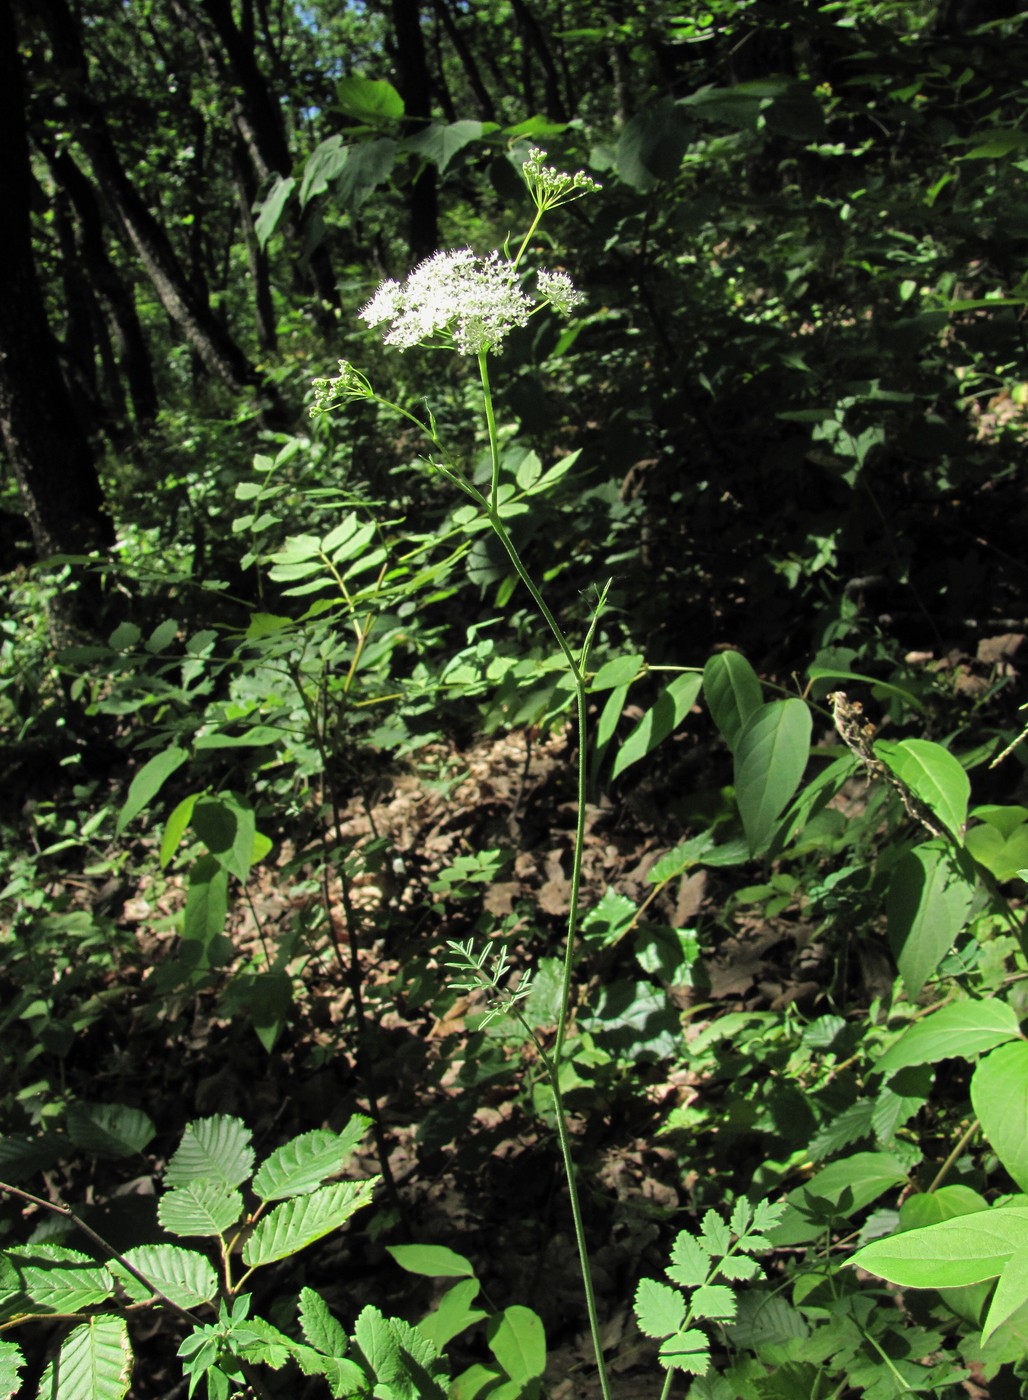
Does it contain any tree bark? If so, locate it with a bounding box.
[391,0,439,261]
[431,0,497,122]
[32,0,284,417]
[0,0,114,560]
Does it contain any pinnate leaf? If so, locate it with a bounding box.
[659,1328,710,1374]
[37,1315,132,1400]
[718,1256,761,1282]
[634,1278,687,1338]
[243,1178,378,1267]
[252,1120,370,1202]
[667,1231,711,1287]
[164,1115,254,1189]
[729,1199,755,1237]
[691,1284,737,1322]
[158,1182,244,1238]
[699,1210,731,1256]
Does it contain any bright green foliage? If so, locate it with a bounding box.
[634,1199,785,1375]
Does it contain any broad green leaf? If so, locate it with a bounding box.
[386,1244,476,1279]
[164,1115,254,1189]
[616,96,692,190]
[634,1278,687,1338]
[886,841,976,996]
[984,1251,1028,1343]
[487,1305,545,1383]
[972,1041,1028,1191]
[113,1245,218,1309]
[591,653,644,692]
[158,1182,244,1238]
[160,793,200,868]
[611,673,703,780]
[252,1119,371,1202]
[406,119,485,174]
[336,76,404,123]
[66,1102,156,1158]
[299,136,349,206]
[772,1152,909,1244]
[254,174,296,247]
[0,1339,24,1400]
[181,855,229,946]
[966,807,1028,883]
[299,1286,349,1359]
[14,1247,114,1312]
[658,1328,710,1374]
[37,1315,131,1400]
[116,745,189,835]
[243,1178,378,1267]
[851,1206,1028,1287]
[875,738,970,840]
[703,651,763,752]
[734,699,812,853]
[191,793,258,882]
[877,1000,1020,1075]
[417,1278,487,1350]
[334,138,399,213]
[899,1185,988,1231]
[691,1285,737,1322]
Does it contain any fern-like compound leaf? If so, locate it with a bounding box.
[658,1327,710,1374]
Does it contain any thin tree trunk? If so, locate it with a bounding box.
[233,145,277,352]
[0,0,114,560]
[431,0,496,122]
[391,0,439,261]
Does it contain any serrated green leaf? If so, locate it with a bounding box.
[699,1210,732,1256]
[164,1116,254,1189]
[66,1102,156,1159]
[877,1000,1020,1075]
[972,1041,1028,1191]
[658,1327,710,1374]
[386,1243,476,1278]
[750,1200,787,1234]
[299,1286,350,1359]
[113,1246,218,1309]
[718,1256,761,1281]
[487,1305,546,1382]
[0,1339,25,1400]
[729,1199,755,1238]
[243,1178,378,1267]
[14,1248,114,1312]
[667,1231,711,1287]
[252,1120,371,1202]
[691,1284,737,1322]
[635,1278,687,1338]
[37,1315,132,1400]
[158,1182,244,1238]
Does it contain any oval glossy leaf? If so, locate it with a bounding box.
[66,1102,156,1159]
[37,1315,132,1400]
[611,673,702,781]
[164,1115,254,1190]
[886,841,976,997]
[899,1186,989,1231]
[591,653,644,692]
[243,1178,378,1268]
[972,1041,1028,1192]
[114,1245,218,1309]
[336,76,404,123]
[160,793,200,868]
[417,1277,487,1351]
[877,1000,1020,1076]
[116,745,189,835]
[487,1305,546,1383]
[181,856,229,945]
[158,1182,244,1238]
[734,699,812,853]
[851,1206,1028,1288]
[386,1244,476,1279]
[703,651,763,752]
[875,738,970,841]
[253,1127,369,1203]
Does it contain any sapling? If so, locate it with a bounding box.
[310,146,615,1398]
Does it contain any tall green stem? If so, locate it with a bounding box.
[474,353,610,1399]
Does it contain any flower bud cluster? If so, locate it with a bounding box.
[309,360,374,416]
[521,147,601,211]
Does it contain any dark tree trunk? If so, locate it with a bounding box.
[510,0,567,121]
[50,150,158,427]
[431,0,497,122]
[233,145,277,352]
[0,0,114,560]
[391,0,439,261]
[33,0,284,418]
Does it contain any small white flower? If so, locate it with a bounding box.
[537,269,583,316]
[521,147,601,210]
[360,248,533,356]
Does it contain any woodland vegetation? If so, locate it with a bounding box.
[1,1,1027,1397]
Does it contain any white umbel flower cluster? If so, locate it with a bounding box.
[537,269,583,316]
[360,248,534,356]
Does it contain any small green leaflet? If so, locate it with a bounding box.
[634,1278,686,1338]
